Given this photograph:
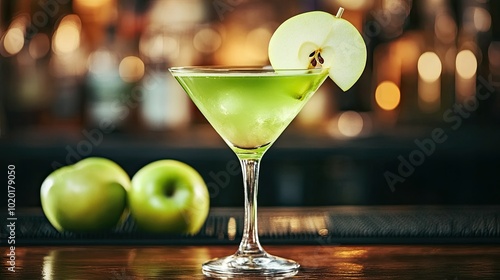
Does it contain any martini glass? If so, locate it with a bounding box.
[169,66,329,277]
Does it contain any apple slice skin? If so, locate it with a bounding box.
[128,160,210,235]
[40,157,130,232]
[268,11,367,91]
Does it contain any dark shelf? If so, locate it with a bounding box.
[1,124,500,207]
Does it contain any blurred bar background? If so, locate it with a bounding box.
[0,0,499,208]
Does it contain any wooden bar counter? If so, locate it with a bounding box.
[2,206,500,279]
[2,245,500,279]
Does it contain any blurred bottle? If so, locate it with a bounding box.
[85,25,131,132]
[136,0,208,131]
[48,14,88,128]
[49,52,86,127]
[139,64,191,131]
[11,42,53,129]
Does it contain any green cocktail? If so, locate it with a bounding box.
[173,68,328,157]
[170,67,328,277]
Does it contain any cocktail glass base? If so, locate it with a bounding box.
[202,251,299,278]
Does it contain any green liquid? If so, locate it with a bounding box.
[173,70,328,155]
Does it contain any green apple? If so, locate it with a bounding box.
[268,9,367,91]
[128,160,210,234]
[40,157,130,232]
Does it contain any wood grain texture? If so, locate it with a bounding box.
[2,245,500,279]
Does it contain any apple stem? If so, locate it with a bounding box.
[336,7,344,18]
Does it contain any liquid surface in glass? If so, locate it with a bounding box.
[173,69,328,154]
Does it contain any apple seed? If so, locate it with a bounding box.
[308,50,325,69]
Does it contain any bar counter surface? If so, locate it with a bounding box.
[2,244,500,279]
[2,206,500,279]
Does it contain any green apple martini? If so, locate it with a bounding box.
[170,7,366,278]
[170,67,328,277]
[172,68,328,156]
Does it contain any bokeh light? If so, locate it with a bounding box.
[52,15,82,55]
[418,52,442,82]
[87,50,117,74]
[434,13,457,44]
[337,111,364,138]
[244,27,273,64]
[473,7,491,32]
[333,0,372,10]
[73,0,112,9]
[119,56,145,83]
[1,15,30,57]
[456,50,477,79]
[297,87,330,126]
[375,81,401,111]
[140,32,180,62]
[2,27,24,56]
[29,33,51,59]
[193,27,222,54]
[419,83,440,104]
[227,217,236,241]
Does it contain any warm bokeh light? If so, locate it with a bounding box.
[418,52,442,82]
[383,0,412,15]
[87,49,117,74]
[140,33,180,62]
[297,87,330,126]
[333,0,372,10]
[29,33,51,59]
[2,27,24,56]
[215,24,273,65]
[119,56,145,83]
[434,13,457,44]
[227,217,236,241]
[73,0,113,9]
[244,27,273,64]
[417,51,441,112]
[193,27,222,54]
[147,0,206,26]
[395,35,420,73]
[1,15,29,57]
[473,7,491,32]
[375,81,401,111]
[53,15,82,55]
[337,111,364,138]
[419,83,440,103]
[456,50,477,79]
[418,77,441,113]
[267,216,327,235]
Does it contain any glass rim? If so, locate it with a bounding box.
[169,66,328,74]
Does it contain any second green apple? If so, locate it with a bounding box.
[128,159,210,234]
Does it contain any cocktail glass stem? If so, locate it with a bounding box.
[236,158,265,256]
[201,152,299,277]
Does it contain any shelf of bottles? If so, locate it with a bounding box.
[0,0,499,142]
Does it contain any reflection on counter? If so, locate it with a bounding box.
[3,245,500,279]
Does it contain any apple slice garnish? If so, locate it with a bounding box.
[268,8,367,91]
